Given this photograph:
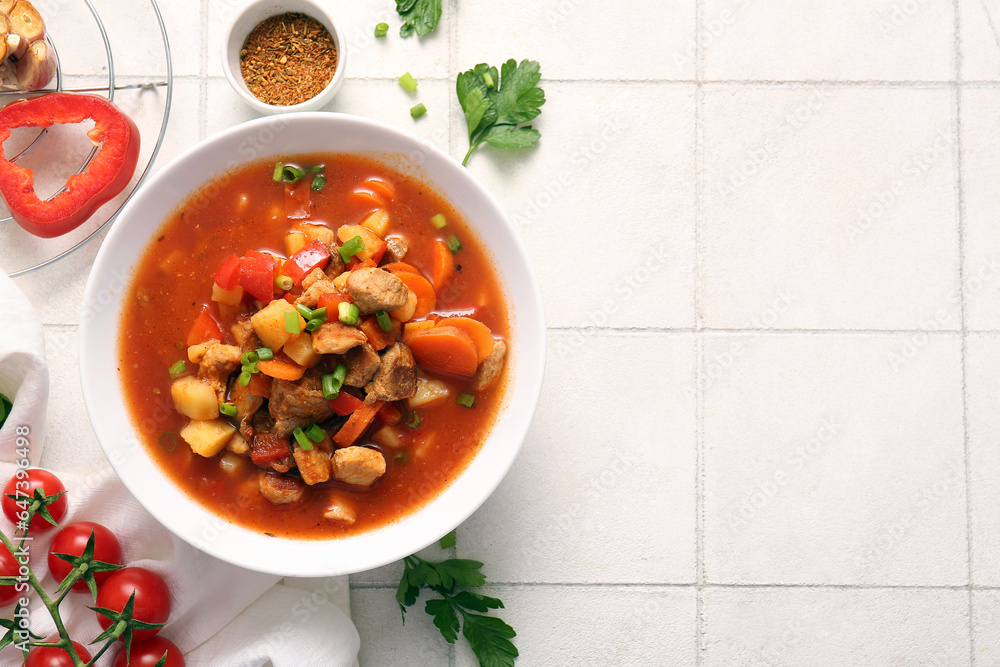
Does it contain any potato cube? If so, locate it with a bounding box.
[171,376,219,420]
[298,222,335,245]
[251,299,304,351]
[285,231,308,256]
[337,224,383,262]
[407,377,450,409]
[361,210,390,237]
[180,419,236,458]
[212,282,244,306]
[283,332,322,368]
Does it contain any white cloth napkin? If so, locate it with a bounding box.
[0,272,360,666]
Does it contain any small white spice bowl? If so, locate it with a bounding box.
[222,0,346,115]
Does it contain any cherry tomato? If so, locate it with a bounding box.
[2,469,67,535]
[0,541,19,605]
[112,636,185,667]
[96,567,171,642]
[25,638,91,667]
[48,521,123,593]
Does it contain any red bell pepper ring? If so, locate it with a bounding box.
[0,93,140,238]
[284,240,331,286]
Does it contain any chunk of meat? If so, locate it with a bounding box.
[301,267,327,291]
[311,321,367,355]
[227,374,263,423]
[230,318,257,348]
[343,343,381,387]
[332,446,386,486]
[365,342,417,403]
[241,408,276,442]
[198,342,241,401]
[258,471,305,505]
[269,370,335,436]
[384,237,408,264]
[346,268,410,315]
[324,500,356,525]
[293,443,331,485]
[296,279,340,309]
[324,243,346,277]
[472,339,507,391]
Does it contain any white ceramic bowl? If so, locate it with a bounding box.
[80,113,545,576]
[222,0,346,114]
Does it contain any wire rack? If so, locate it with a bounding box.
[0,0,173,276]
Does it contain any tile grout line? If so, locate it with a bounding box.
[198,0,209,143]
[693,0,705,664]
[954,0,976,663]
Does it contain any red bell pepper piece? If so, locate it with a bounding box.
[250,433,291,465]
[239,250,278,302]
[186,306,223,346]
[317,292,350,311]
[284,240,331,286]
[378,402,402,425]
[0,93,140,238]
[214,253,241,290]
[329,391,365,416]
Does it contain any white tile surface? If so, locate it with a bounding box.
[973,590,1000,665]
[461,81,697,329]
[452,586,697,667]
[967,334,1000,587]
[961,0,1000,81]
[703,333,967,586]
[351,587,452,666]
[702,0,955,81]
[702,85,960,331]
[703,587,970,666]
[458,331,696,584]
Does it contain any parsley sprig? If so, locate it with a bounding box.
[397,552,517,667]
[457,59,546,166]
[396,0,443,38]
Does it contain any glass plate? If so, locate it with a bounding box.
[0,0,172,276]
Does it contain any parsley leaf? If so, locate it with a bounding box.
[397,554,517,667]
[396,0,443,38]
[457,59,545,166]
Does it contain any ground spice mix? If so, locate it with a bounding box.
[240,12,338,107]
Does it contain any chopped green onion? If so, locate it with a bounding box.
[483,72,495,89]
[305,318,323,332]
[158,432,178,452]
[439,530,456,549]
[284,311,301,334]
[338,302,360,327]
[242,362,258,375]
[309,164,325,174]
[375,22,389,37]
[241,350,259,366]
[281,164,305,183]
[272,162,284,182]
[292,426,313,451]
[376,310,392,332]
[394,452,408,464]
[295,303,314,320]
[410,103,427,119]
[446,234,463,254]
[457,392,476,408]
[311,174,327,192]
[305,423,325,443]
[168,360,187,379]
[338,235,365,263]
[322,365,347,399]
[239,371,252,386]
[311,307,328,322]
[398,72,418,93]
[405,412,422,429]
[255,347,274,361]
[219,402,238,418]
[275,274,293,291]
[430,213,448,229]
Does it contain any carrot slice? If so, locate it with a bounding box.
[332,400,383,447]
[364,176,396,202]
[382,262,420,276]
[186,306,223,346]
[430,239,454,291]
[359,316,395,351]
[403,325,479,377]
[396,271,436,320]
[247,372,273,399]
[257,352,306,381]
[350,188,385,208]
[435,317,495,363]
